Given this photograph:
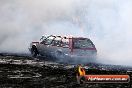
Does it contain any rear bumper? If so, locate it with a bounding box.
[70,54,96,58]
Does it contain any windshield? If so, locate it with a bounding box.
[45,36,56,45]
[40,36,46,41]
[73,38,94,48]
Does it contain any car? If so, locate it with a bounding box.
[29,35,97,63]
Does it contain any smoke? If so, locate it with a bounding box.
[0,0,132,66]
[84,0,132,66]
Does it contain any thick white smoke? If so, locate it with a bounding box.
[85,0,132,66]
[0,0,132,66]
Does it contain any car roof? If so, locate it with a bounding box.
[43,35,89,39]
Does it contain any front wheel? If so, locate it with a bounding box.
[31,45,39,57]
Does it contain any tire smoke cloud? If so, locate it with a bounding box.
[0,0,132,66]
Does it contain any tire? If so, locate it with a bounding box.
[31,45,39,57]
[55,51,65,61]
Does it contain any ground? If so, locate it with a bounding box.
[0,53,132,88]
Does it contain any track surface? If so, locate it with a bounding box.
[0,53,132,88]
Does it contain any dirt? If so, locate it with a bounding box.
[0,54,132,88]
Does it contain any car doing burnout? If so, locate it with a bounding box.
[29,35,97,62]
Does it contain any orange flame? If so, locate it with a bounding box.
[78,66,86,76]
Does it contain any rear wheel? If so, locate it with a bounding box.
[55,51,65,61]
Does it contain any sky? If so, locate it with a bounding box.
[0,0,132,66]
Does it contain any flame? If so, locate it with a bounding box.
[78,66,86,76]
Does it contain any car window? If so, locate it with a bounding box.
[62,38,69,47]
[40,36,46,41]
[52,37,62,46]
[40,36,47,44]
[45,36,55,45]
[73,38,94,48]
